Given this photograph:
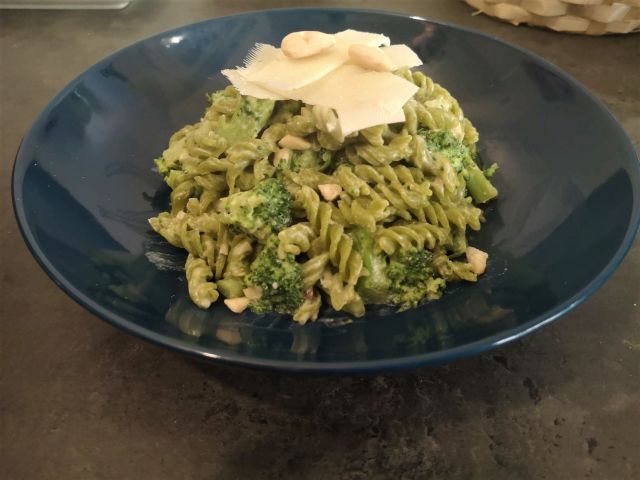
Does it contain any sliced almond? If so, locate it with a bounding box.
[348,44,394,72]
[466,246,489,275]
[224,297,251,313]
[273,147,292,167]
[243,286,263,301]
[281,31,336,59]
[278,134,311,150]
[318,183,342,202]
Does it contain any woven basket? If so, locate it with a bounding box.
[465,0,640,35]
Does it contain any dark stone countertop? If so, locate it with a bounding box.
[1,1,638,479]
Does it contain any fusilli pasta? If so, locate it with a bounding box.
[149,69,498,322]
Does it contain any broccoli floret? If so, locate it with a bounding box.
[207,90,227,105]
[252,178,292,231]
[387,249,446,310]
[352,228,393,304]
[245,236,304,314]
[420,129,498,204]
[422,129,470,172]
[154,157,170,177]
[284,149,334,173]
[483,162,499,179]
[220,178,292,240]
[210,93,275,147]
[291,150,318,171]
[353,226,445,310]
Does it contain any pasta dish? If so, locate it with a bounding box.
[149,30,498,323]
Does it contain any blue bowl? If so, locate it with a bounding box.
[12,8,640,373]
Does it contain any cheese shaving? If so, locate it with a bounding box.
[222,29,424,134]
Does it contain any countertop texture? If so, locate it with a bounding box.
[1,1,639,479]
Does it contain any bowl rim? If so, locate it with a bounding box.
[11,7,640,373]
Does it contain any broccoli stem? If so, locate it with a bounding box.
[351,228,392,304]
[465,164,498,204]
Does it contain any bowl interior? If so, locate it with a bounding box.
[12,9,640,371]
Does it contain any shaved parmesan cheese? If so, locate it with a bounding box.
[241,30,392,92]
[243,43,280,71]
[283,65,364,106]
[224,43,288,97]
[222,30,423,134]
[346,70,418,113]
[336,104,406,136]
[380,45,422,69]
[265,64,417,133]
[284,65,418,112]
[221,69,285,100]
[246,49,345,91]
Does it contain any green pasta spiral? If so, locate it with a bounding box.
[278,223,316,258]
[301,252,329,290]
[149,67,498,323]
[293,294,322,324]
[185,254,219,309]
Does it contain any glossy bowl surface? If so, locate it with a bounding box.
[12,8,640,372]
